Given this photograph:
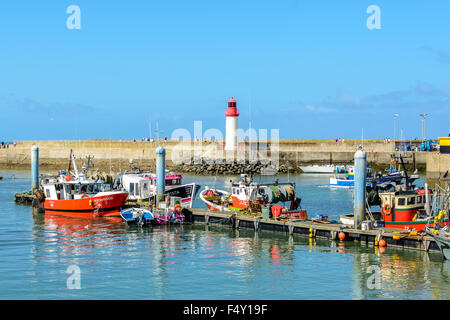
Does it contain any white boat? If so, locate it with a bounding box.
[199,174,307,219]
[299,164,335,174]
[199,188,233,212]
[338,214,354,226]
[116,170,200,208]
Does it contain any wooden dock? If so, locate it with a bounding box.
[189,208,441,253]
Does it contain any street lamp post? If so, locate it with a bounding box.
[419,113,428,140]
[393,114,399,140]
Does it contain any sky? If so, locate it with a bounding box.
[0,1,449,141]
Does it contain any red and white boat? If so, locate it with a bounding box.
[41,155,128,218]
[379,188,449,231]
[199,188,233,212]
[199,174,307,219]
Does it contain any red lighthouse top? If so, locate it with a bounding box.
[225,97,240,117]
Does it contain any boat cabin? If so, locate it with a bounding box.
[121,173,183,200]
[43,180,109,200]
[380,190,427,222]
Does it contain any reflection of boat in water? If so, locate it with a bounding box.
[41,155,128,218]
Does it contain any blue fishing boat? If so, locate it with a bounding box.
[120,207,155,226]
[329,166,372,188]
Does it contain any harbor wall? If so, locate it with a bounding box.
[426,153,450,188]
[0,139,429,174]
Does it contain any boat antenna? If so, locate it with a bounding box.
[154,121,164,147]
[361,128,364,149]
[68,149,72,174]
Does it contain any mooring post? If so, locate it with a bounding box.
[288,223,294,235]
[156,146,166,204]
[31,146,39,192]
[354,149,367,230]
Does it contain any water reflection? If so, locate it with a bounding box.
[4,172,447,299]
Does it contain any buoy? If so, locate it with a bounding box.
[393,235,400,240]
[338,232,345,240]
[379,239,386,247]
[374,240,379,246]
[409,231,417,236]
[309,228,313,233]
[309,233,314,238]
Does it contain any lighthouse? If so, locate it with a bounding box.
[225,97,240,151]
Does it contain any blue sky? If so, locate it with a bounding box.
[0,1,449,140]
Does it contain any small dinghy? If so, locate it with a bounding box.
[120,207,154,226]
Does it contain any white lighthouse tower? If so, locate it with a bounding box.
[224,97,240,151]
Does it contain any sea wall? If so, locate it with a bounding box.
[426,153,450,188]
[0,139,429,175]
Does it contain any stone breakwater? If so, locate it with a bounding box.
[170,159,300,175]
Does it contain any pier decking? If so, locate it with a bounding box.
[189,208,441,253]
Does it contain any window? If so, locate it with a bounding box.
[135,183,139,196]
[407,197,415,205]
[130,183,135,195]
[397,198,405,206]
[45,188,51,198]
[417,196,422,204]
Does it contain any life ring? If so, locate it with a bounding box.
[383,203,392,216]
[81,194,89,199]
[174,204,182,213]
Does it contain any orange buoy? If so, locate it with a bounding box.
[379,239,386,247]
[338,232,345,240]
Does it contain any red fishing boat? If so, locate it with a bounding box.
[199,174,307,219]
[41,155,128,217]
[379,188,449,231]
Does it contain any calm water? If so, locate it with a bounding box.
[1,170,449,300]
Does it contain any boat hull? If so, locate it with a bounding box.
[299,165,335,174]
[385,220,448,231]
[199,189,233,212]
[330,177,354,188]
[44,192,129,217]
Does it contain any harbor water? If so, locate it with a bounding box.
[1,170,450,299]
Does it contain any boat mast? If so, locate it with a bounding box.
[71,154,80,178]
